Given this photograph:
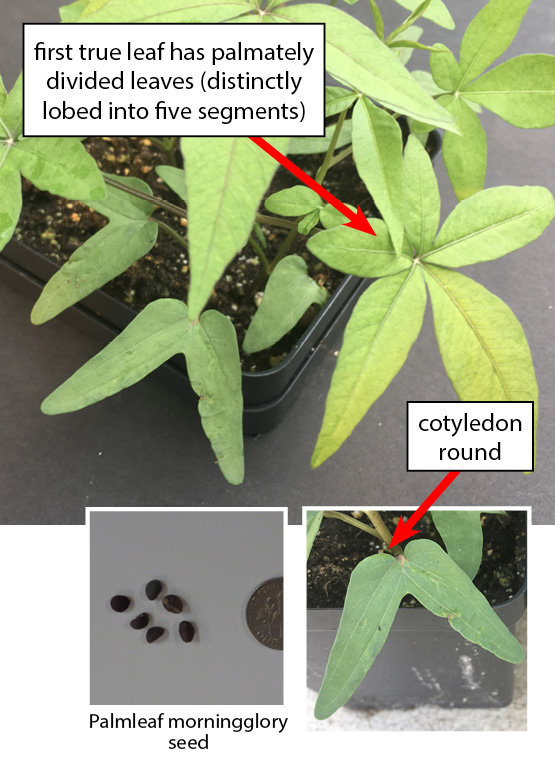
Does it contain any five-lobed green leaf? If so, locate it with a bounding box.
[311,267,426,468]
[181,135,287,318]
[243,255,328,353]
[31,175,159,324]
[431,510,483,580]
[352,97,405,257]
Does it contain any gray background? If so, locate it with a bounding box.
[1,1,554,524]
[90,509,283,704]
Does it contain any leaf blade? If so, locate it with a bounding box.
[431,511,483,580]
[307,510,324,560]
[439,94,488,201]
[403,134,440,254]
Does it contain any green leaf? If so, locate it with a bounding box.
[10,137,105,200]
[307,510,324,560]
[265,185,321,217]
[0,160,21,252]
[463,54,555,128]
[312,267,426,467]
[352,97,405,257]
[404,540,524,662]
[314,553,406,720]
[155,164,187,201]
[59,0,92,21]
[458,0,532,88]
[41,299,192,414]
[0,74,7,111]
[391,0,454,30]
[387,0,433,44]
[1,73,22,137]
[181,136,287,318]
[438,94,487,201]
[308,218,411,278]
[325,86,357,118]
[243,255,327,353]
[423,266,538,418]
[184,310,244,485]
[298,208,321,235]
[270,5,456,130]
[77,0,253,22]
[423,185,555,267]
[391,26,423,66]
[403,135,440,254]
[410,69,448,97]
[431,511,483,580]
[288,121,352,155]
[430,44,461,91]
[389,40,444,54]
[319,202,356,229]
[368,0,385,42]
[31,176,158,323]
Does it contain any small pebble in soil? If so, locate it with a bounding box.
[145,579,163,601]
[110,595,131,613]
[130,613,150,630]
[146,626,165,644]
[162,594,183,614]
[178,621,195,643]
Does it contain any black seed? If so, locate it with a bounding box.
[110,595,131,613]
[162,594,183,614]
[145,579,162,601]
[146,626,165,644]
[130,613,149,630]
[178,621,195,643]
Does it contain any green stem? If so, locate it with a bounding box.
[103,174,188,220]
[153,218,188,252]
[255,213,298,230]
[315,106,349,186]
[268,223,297,272]
[323,511,381,540]
[363,510,403,556]
[248,235,270,274]
[327,144,353,170]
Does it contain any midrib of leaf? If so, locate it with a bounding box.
[422,263,510,399]
[420,200,553,261]
[466,88,555,95]
[457,4,507,88]
[0,143,13,172]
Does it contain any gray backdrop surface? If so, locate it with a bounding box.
[90,509,283,704]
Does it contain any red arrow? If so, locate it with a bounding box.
[389,471,461,549]
[249,136,376,236]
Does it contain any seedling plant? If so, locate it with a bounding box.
[306,509,525,719]
[1,0,554,483]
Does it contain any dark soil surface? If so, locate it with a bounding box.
[307,511,526,609]
[15,136,372,371]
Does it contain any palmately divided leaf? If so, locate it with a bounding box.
[404,540,524,662]
[265,185,321,217]
[312,267,426,467]
[391,0,454,30]
[352,97,405,257]
[31,176,158,323]
[431,511,483,580]
[308,218,411,278]
[270,5,456,130]
[243,255,328,353]
[423,185,555,267]
[77,0,253,22]
[458,0,532,88]
[307,510,324,560]
[41,299,192,414]
[10,137,105,200]
[181,136,287,318]
[403,135,440,253]
[325,86,357,117]
[463,54,555,128]
[184,310,244,485]
[314,554,407,720]
[424,265,538,423]
[438,94,487,201]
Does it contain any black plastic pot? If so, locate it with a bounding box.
[0,240,366,433]
[308,573,526,710]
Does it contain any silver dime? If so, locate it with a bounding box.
[246,577,283,650]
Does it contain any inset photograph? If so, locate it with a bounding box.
[306,508,527,730]
[90,508,283,705]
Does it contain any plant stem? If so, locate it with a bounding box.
[255,213,297,230]
[322,511,381,540]
[103,174,188,220]
[363,511,403,556]
[327,143,353,170]
[315,106,349,186]
[248,235,270,274]
[153,218,188,252]
[268,223,298,271]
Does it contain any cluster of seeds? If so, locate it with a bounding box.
[110,579,196,644]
